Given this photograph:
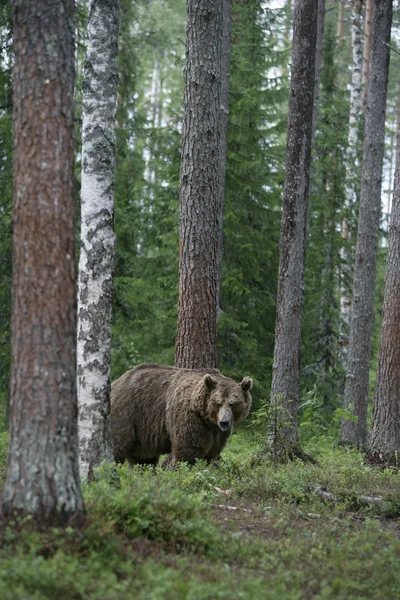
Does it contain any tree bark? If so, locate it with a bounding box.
[77,0,120,479]
[341,0,392,447]
[270,0,318,442]
[175,0,222,369]
[216,0,233,312]
[337,0,345,41]
[311,0,326,146]
[340,0,363,351]
[367,129,400,463]
[3,0,84,524]
[361,0,374,110]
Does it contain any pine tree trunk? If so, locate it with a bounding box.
[175,0,222,369]
[270,0,318,442]
[361,0,374,110]
[341,0,392,447]
[77,0,120,479]
[367,129,400,463]
[340,0,363,351]
[3,0,84,524]
[216,0,233,312]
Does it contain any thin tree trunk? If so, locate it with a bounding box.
[77,0,120,479]
[270,0,318,442]
[175,0,222,369]
[341,0,392,447]
[337,0,345,41]
[3,0,84,524]
[312,0,326,143]
[367,129,400,463]
[216,0,233,312]
[340,0,363,351]
[361,0,374,110]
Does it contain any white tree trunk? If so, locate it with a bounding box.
[77,0,120,479]
[340,0,363,349]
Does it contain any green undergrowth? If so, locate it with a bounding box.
[1,431,400,598]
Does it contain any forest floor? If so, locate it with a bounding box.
[0,429,400,599]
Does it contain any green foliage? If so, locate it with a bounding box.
[218,0,287,393]
[2,435,400,598]
[302,23,348,425]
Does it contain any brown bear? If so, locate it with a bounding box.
[110,363,252,466]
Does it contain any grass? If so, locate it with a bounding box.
[1,429,400,598]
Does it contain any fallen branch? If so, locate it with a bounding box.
[212,504,252,513]
[312,486,389,509]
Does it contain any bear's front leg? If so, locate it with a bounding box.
[170,426,214,465]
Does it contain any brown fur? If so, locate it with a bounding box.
[110,363,252,466]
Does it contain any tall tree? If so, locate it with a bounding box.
[341,0,392,447]
[2,0,84,524]
[367,129,400,463]
[312,0,326,141]
[361,0,374,109]
[174,0,223,369]
[77,0,120,479]
[340,0,363,350]
[270,0,318,442]
[216,0,233,310]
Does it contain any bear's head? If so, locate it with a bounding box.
[201,373,253,433]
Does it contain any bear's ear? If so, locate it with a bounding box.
[203,374,218,391]
[240,377,253,392]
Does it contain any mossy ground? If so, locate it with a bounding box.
[1,429,400,599]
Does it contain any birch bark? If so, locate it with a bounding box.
[270,0,318,442]
[340,0,363,350]
[341,0,392,447]
[3,0,84,524]
[77,0,120,479]
[368,129,400,463]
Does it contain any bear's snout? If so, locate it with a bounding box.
[218,407,232,432]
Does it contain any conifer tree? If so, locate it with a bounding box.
[368,129,400,463]
[270,0,318,443]
[341,0,392,447]
[174,0,223,369]
[3,0,84,524]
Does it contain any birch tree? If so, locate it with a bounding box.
[77,0,120,479]
[368,129,400,464]
[341,0,392,447]
[270,0,318,442]
[340,0,363,349]
[2,0,84,524]
[175,0,222,369]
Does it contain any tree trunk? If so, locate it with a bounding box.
[175,0,222,369]
[3,0,84,524]
[340,0,363,351]
[77,0,120,479]
[361,0,374,110]
[337,0,345,41]
[341,0,392,447]
[216,0,233,312]
[311,0,326,144]
[367,129,400,463]
[270,0,318,442]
